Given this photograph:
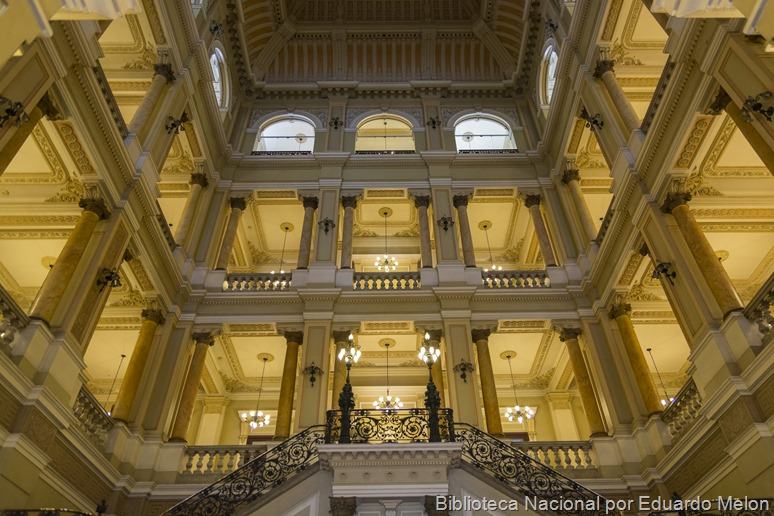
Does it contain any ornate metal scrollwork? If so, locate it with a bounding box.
[0,96,29,128]
[453,359,475,383]
[166,112,190,135]
[166,425,327,516]
[580,107,604,130]
[318,217,336,234]
[437,216,455,232]
[325,408,455,444]
[741,91,773,123]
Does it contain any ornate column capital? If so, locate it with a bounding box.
[79,197,110,220]
[192,332,216,346]
[141,308,166,325]
[558,327,582,342]
[153,63,176,83]
[229,197,247,211]
[452,193,471,208]
[593,59,615,79]
[608,303,632,319]
[471,328,491,343]
[302,196,319,210]
[523,193,541,208]
[561,168,581,184]
[190,173,208,188]
[341,195,358,209]
[282,330,304,345]
[329,497,357,516]
[660,191,692,214]
[413,194,431,208]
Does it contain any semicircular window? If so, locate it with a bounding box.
[541,46,559,105]
[454,115,517,153]
[355,115,415,154]
[253,117,316,155]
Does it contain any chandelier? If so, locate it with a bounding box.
[480,221,502,273]
[270,223,292,287]
[503,352,534,424]
[373,339,403,410]
[374,207,398,271]
[646,347,674,407]
[242,355,270,429]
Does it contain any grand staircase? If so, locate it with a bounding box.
[165,409,614,516]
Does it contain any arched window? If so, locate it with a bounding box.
[540,45,559,106]
[355,115,415,154]
[253,116,316,154]
[454,114,517,153]
[209,47,229,109]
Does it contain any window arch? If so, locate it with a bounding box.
[454,114,517,153]
[209,46,230,109]
[355,115,415,154]
[253,116,316,154]
[540,44,559,106]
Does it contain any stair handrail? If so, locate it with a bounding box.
[454,423,617,515]
[164,425,327,516]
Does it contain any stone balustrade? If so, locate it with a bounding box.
[480,270,550,288]
[0,284,29,352]
[156,210,176,251]
[223,272,293,292]
[180,444,269,476]
[510,440,597,472]
[72,386,114,447]
[661,378,702,442]
[352,271,421,290]
[744,273,773,346]
[595,207,615,245]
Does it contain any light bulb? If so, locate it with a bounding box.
[338,348,345,360]
[517,416,523,424]
[424,332,430,341]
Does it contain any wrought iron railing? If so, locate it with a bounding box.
[457,149,519,155]
[180,445,270,475]
[0,510,97,515]
[72,386,114,447]
[223,273,293,292]
[744,272,773,346]
[354,150,415,155]
[0,283,29,351]
[250,150,312,156]
[660,378,702,443]
[511,440,597,472]
[352,271,421,290]
[166,425,326,515]
[455,423,616,514]
[481,270,550,288]
[325,408,455,444]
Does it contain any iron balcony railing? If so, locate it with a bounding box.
[325,408,455,444]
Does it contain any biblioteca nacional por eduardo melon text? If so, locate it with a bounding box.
[434,495,770,513]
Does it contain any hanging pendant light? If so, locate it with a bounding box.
[646,347,674,407]
[479,221,502,273]
[270,222,292,288]
[105,353,127,416]
[242,355,271,429]
[503,352,534,424]
[373,340,403,410]
[374,207,398,271]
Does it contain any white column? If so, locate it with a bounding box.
[523,194,558,266]
[340,195,357,269]
[413,195,433,268]
[593,59,640,133]
[561,168,598,242]
[127,63,175,135]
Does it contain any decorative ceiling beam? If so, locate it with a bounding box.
[252,21,296,81]
[472,18,516,78]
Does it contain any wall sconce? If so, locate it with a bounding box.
[96,268,121,292]
[580,107,604,130]
[652,262,677,286]
[545,19,558,35]
[453,359,475,383]
[302,362,324,387]
[437,216,455,232]
[0,97,29,128]
[426,117,440,129]
[330,117,342,130]
[209,20,224,39]
[318,217,336,234]
[165,112,190,135]
[741,91,773,123]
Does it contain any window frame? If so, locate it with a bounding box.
[453,113,517,153]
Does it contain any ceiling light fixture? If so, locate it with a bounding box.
[646,347,673,407]
[105,353,127,416]
[374,207,398,272]
[480,221,502,273]
[373,340,403,410]
[242,355,271,429]
[503,352,535,424]
[270,223,292,288]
